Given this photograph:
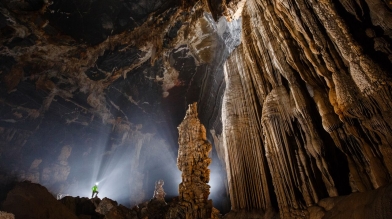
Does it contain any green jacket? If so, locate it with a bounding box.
[92,185,98,192]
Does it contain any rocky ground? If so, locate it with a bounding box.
[0,181,220,219]
[0,181,391,219]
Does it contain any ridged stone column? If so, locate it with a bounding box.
[177,102,213,219]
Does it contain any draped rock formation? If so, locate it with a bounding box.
[218,0,392,218]
[177,102,214,219]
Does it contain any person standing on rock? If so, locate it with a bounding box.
[92,183,99,198]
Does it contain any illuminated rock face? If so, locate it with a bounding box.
[153,179,166,201]
[218,0,392,218]
[177,102,213,219]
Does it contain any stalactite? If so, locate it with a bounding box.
[363,0,392,37]
[222,46,272,211]
[339,0,362,20]
[221,0,392,217]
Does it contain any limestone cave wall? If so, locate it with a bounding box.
[217,0,392,217]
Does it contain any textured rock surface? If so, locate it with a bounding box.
[95,197,118,215]
[60,196,102,219]
[218,0,392,218]
[1,181,392,219]
[175,102,215,219]
[0,211,14,219]
[222,209,279,219]
[146,198,168,219]
[311,182,392,219]
[61,195,136,219]
[1,182,78,219]
[153,179,166,201]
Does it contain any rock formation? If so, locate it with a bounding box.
[218,0,392,217]
[0,211,14,219]
[1,181,391,219]
[1,182,78,219]
[60,196,102,218]
[153,179,166,201]
[95,197,119,215]
[311,183,392,219]
[176,102,214,219]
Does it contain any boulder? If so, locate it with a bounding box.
[0,211,15,219]
[95,198,118,215]
[0,181,77,219]
[320,183,392,219]
[60,196,102,219]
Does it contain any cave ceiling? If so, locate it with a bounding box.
[0,0,234,151]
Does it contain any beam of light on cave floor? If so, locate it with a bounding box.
[63,123,224,210]
[65,131,183,206]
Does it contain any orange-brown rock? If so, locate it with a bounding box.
[218,0,392,218]
[176,102,215,219]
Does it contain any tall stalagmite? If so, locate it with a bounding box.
[177,102,214,219]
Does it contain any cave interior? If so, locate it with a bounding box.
[0,0,392,218]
